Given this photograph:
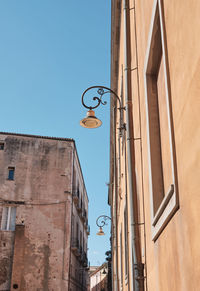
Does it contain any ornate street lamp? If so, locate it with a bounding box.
[96,215,111,236]
[80,86,126,133]
[80,85,122,291]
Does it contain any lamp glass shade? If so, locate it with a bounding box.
[80,110,102,129]
[96,226,105,236]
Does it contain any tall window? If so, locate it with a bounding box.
[0,206,16,231]
[8,167,15,180]
[144,0,178,240]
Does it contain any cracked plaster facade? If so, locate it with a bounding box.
[0,133,89,291]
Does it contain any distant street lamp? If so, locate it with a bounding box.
[80,86,126,134]
[96,215,111,236]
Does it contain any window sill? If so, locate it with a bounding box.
[151,184,179,241]
[0,229,15,232]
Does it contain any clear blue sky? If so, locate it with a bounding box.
[0,1,111,266]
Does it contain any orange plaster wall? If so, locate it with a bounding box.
[112,0,200,290]
[135,0,200,290]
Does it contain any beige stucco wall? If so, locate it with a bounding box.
[137,0,200,290]
[111,0,200,290]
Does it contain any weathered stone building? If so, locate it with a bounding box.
[89,263,108,291]
[0,132,89,291]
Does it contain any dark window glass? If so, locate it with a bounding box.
[0,143,4,150]
[8,167,15,180]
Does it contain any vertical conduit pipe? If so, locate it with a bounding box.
[113,105,119,291]
[123,0,144,290]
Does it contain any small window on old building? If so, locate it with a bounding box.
[0,206,16,231]
[0,143,4,150]
[8,167,15,180]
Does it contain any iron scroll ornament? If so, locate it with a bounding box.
[96,215,111,228]
[81,85,123,110]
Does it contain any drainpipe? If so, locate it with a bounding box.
[123,0,144,290]
[112,105,119,291]
[115,109,120,291]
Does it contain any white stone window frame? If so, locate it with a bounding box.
[0,206,16,231]
[144,0,179,241]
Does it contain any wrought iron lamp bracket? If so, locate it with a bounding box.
[81,86,126,133]
[96,215,111,228]
[81,86,122,110]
